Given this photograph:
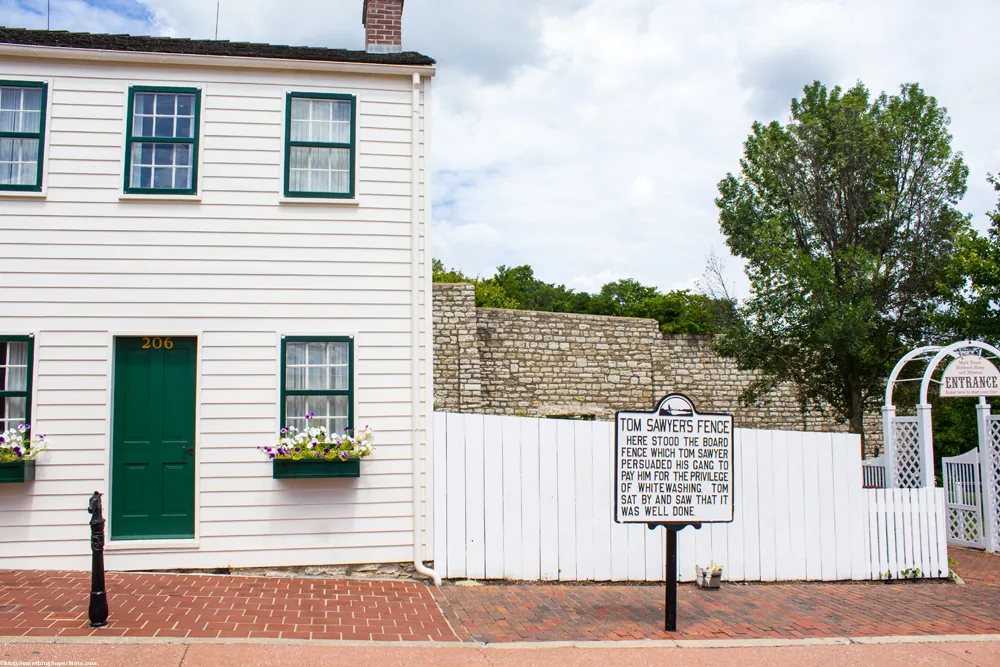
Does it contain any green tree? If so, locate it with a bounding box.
[714,81,971,449]
[949,174,1000,343]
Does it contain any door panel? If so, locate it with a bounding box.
[111,336,197,540]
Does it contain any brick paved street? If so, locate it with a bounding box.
[0,570,457,641]
[0,548,997,643]
[433,548,1000,642]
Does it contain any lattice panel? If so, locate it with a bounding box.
[893,419,922,488]
[948,508,983,547]
[988,419,1000,547]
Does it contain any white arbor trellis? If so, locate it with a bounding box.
[881,341,1000,553]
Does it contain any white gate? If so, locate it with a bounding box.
[942,449,984,548]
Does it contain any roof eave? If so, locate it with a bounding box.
[0,42,436,77]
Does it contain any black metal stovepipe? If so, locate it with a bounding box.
[87,491,109,628]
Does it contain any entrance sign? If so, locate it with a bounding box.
[615,394,735,524]
[940,355,1000,397]
[614,393,735,632]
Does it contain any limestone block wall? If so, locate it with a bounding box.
[432,283,883,452]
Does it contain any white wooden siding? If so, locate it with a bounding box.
[0,55,433,571]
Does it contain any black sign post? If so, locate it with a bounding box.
[615,394,734,632]
[648,522,700,631]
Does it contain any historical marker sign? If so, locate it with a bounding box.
[615,394,735,525]
[939,354,1000,398]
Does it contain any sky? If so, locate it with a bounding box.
[4,0,1000,297]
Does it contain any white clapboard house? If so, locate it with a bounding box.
[0,0,441,580]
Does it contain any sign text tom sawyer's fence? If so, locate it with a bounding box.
[615,394,735,632]
[616,394,735,524]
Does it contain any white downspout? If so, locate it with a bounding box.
[411,72,442,585]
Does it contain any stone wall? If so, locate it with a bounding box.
[433,283,882,451]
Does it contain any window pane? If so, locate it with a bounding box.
[154,116,175,137]
[155,94,176,115]
[153,144,174,165]
[309,170,331,193]
[3,341,28,391]
[21,110,40,133]
[291,98,310,121]
[331,171,350,194]
[134,93,154,114]
[286,342,306,365]
[177,95,194,116]
[153,167,173,188]
[2,396,27,433]
[173,167,191,189]
[0,88,18,111]
[307,342,325,365]
[0,138,39,186]
[22,88,42,111]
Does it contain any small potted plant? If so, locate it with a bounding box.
[0,423,46,484]
[261,413,374,479]
[696,562,723,589]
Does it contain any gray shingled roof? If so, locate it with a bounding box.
[0,27,435,67]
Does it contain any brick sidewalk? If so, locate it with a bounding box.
[1,549,997,644]
[0,571,457,641]
[952,547,1000,586]
[433,548,1000,642]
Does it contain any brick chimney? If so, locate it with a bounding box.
[363,0,404,54]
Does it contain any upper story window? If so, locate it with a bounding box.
[0,81,47,192]
[284,93,356,199]
[1,336,33,432]
[124,86,201,195]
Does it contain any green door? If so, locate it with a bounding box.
[111,336,197,540]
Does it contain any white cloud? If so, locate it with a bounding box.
[4,0,1000,297]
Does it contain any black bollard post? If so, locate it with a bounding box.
[87,491,109,628]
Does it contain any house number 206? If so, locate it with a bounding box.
[142,337,174,349]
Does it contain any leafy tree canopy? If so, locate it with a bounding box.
[947,174,1000,343]
[714,80,971,446]
[432,260,722,334]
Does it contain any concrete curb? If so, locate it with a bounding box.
[1,634,1000,649]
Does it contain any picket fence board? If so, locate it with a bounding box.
[741,429,762,581]
[520,418,542,581]
[433,412,448,577]
[786,432,808,580]
[538,418,560,581]
[502,416,522,581]
[465,414,486,579]
[726,429,745,581]
[432,413,948,583]
[592,421,614,581]
[575,421,596,582]
[556,420,577,581]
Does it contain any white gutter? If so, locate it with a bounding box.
[0,43,436,78]
[410,72,441,586]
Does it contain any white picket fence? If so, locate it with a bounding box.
[431,412,949,581]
